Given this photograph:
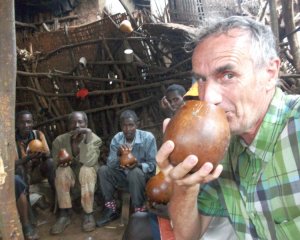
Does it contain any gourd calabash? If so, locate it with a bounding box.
[146,171,172,204]
[119,148,137,167]
[28,139,44,152]
[58,148,71,161]
[163,100,230,173]
[58,148,72,166]
[119,20,133,33]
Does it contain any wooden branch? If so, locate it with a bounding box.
[15,21,38,30]
[88,60,140,65]
[35,15,78,26]
[269,0,279,45]
[35,96,155,127]
[16,78,184,97]
[118,0,139,29]
[281,0,300,71]
[17,70,137,85]
[280,74,300,78]
[258,1,269,22]
[282,26,300,39]
[16,101,34,107]
[150,57,192,75]
[16,16,78,30]
[103,39,128,103]
[103,9,120,30]
[38,36,157,62]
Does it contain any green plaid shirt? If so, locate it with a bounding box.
[198,88,300,239]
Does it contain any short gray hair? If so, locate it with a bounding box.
[68,111,88,125]
[120,110,138,124]
[191,16,278,68]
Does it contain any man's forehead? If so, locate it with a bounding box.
[123,117,135,123]
[166,90,181,98]
[18,113,32,121]
[70,113,85,121]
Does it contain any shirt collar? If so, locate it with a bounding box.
[122,129,142,145]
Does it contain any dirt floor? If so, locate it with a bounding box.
[23,181,125,240]
[35,207,125,240]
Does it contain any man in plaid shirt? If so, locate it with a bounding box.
[157,16,300,239]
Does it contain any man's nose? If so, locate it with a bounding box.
[199,81,222,105]
[75,122,80,128]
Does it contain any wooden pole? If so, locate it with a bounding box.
[0,1,24,239]
[269,0,279,47]
[281,0,300,71]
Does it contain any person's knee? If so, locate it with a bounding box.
[46,157,55,170]
[98,165,110,179]
[15,175,27,200]
[55,167,72,183]
[79,166,96,185]
[127,167,144,183]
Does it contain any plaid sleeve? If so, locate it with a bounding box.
[198,180,229,217]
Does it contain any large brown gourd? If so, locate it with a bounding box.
[119,145,137,167]
[146,171,173,204]
[28,139,44,152]
[163,100,230,173]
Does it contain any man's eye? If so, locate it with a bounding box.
[223,73,234,80]
[192,76,205,83]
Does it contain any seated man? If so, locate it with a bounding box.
[160,84,186,118]
[15,110,55,198]
[50,111,102,234]
[15,175,39,240]
[96,110,157,227]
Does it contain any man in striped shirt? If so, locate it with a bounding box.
[156,16,300,239]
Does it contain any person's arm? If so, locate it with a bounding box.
[38,131,50,157]
[15,155,30,166]
[15,145,43,166]
[140,134,157,173]
[51,137,61,169]
[107,136,121,168]
[160,96,175,118]
[79,133,102,167]
[169,182,213,239]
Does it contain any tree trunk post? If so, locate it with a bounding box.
[0,1,24,239]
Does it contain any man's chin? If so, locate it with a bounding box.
[125,135,134,141]
[22,129,31,135]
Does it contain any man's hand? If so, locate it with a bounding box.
[156,119,223,189]
[70,128,92,143]
[121,161,137,169]
[119,145,138,168]
[160,96,175,117]
[26,151,44,163]
[58,159,72,167]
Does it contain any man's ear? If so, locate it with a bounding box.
[265,57,280,91]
